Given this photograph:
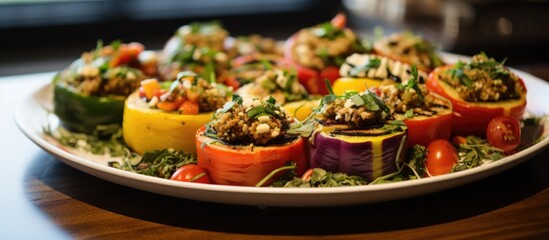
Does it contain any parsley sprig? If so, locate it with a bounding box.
[396,65,424,103]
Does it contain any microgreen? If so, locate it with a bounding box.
[449,61,473,88]
[452,136,504,172]
[397,65,424,103]
[110,39,122,51]
[93,39,104,60]
[404,109,414,119]
[312,22,344,40]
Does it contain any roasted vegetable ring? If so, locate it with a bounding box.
[309,123,407,181]
[123,91,213,155]
[196,126,308,186]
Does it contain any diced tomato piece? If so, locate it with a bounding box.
[156,96,184,112]
[140,79,161,100]
[110,42,145,67]
[179,100,199,115]
[185,88,200,102]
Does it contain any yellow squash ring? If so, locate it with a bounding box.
[123,91,213,155]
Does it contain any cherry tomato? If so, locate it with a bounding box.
[486,116,521,153]
[301,169,314,182]
[170,164,210,184]
[425,139,459,176]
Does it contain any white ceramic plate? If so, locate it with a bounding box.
[15,54,549,207]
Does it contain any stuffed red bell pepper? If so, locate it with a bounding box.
[284,13,367,95]
[426,52,527,136]
[196,96,307,186]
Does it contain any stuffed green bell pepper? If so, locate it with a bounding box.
[53,41,148,133]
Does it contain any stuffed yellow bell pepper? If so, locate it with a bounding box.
[123,72,231,155]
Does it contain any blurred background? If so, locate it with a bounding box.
[1,0,548,78]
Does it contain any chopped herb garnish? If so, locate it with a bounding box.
[404,109,414,119]
[311,22,345,40]
[397,65,424,103]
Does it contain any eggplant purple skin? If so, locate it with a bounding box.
[309,127,406,181]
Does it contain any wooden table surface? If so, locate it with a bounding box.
[2,71,548,240]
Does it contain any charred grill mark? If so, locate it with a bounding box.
[431,103,450,109]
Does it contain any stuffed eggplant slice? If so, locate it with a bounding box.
[333,53,429,95]
[306,89,407,181]
[196,96,308,186]
[53,41,147,133]
[426,53,527,136]
[123,72,231,155]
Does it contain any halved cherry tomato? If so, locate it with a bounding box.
[486,116,521,153]
[170,164,210,184]
[425,139,459,176]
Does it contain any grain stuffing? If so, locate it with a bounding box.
[210,97,292,145]
[439,53,525,102]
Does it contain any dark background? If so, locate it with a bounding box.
[1,0,548,77]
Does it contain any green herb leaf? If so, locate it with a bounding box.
[110,39,122,51]
[397,65,424,103]
[349,94,365,106]
[404,109,414,119]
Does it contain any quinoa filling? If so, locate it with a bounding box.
[439,53,524,102]
[208,96,293,145]
[291,21,366,70]
[235,67,308,104]
[374,32,443,70]
[58,42,145,96]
